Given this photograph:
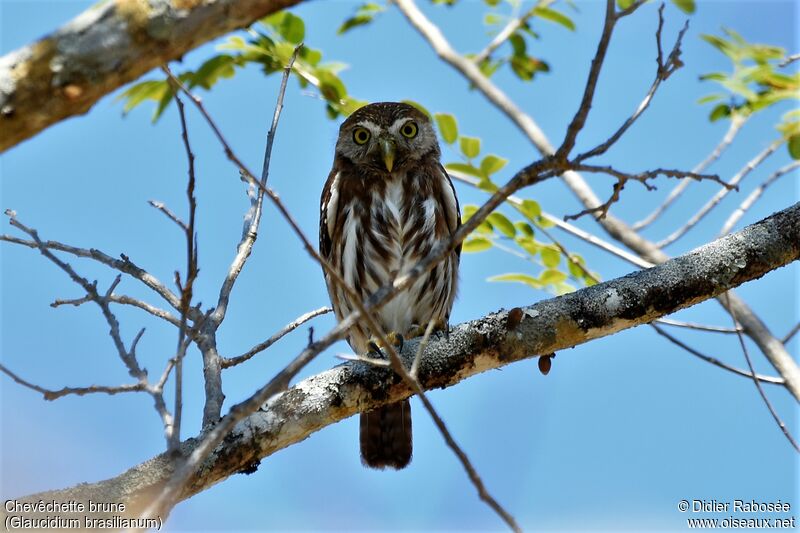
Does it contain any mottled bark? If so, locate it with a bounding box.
[4,202,797,524]
[0,0,303,152]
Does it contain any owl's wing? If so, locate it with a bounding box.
[319,167,340,260]
[437,163,462,259]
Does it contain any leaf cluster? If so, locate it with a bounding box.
[119,12,365,121]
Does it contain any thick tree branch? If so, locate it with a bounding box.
[5,202,798,523]
[0,0,304,153]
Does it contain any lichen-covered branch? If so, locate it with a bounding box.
[5,202,798,523]
[0,0,303,153]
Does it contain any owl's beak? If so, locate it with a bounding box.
[379,138,396,173]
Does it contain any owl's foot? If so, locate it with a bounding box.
[366,332,404,359]
[404,319,448,340]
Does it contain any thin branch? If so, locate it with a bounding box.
[410,319,438,380]
[555,0,618,160]
[633,114,748,230]
[657,139,783,248]
[575,5,688,162]
[0,234,188,317]
[724,293,800,452]
[170,89,200,451]
[222,306,331,369]
[719,160,800,236]
[778,53,800,68]
[449,172,653,269]
[782,323,800,345]
[0,363,145,400]
[649,325,784,385]
[148,200,188,232]
[655,318,740,334]
[51,293,183,328]
[566,164,726,221]
[472,0,554,65]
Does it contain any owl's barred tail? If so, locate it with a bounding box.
[360,400,412,469]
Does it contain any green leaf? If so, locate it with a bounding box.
[515,236,539,256]
[117,80,169,114]
[671,0,696,14]
[788,135,800,160]
[616,0,635,9]
[567,254,587,278]
[697,93,724,105]
[533,7,575,31]
[541,247,560,268]
[479,154,508,175]
[509,33,526,57]
[515,221,534,238]
[463,236,493,253]
[487,212,516,238]
[484,13,503,25]
[401,100,432,120]
[445,162,483,178]
[316,70,347,102]
[266,12,305,43]
[518,199,541,221]
[462,204,478,220]
[477,177,499,193]
[554,282,577,295]
[338,15,372,34]
[435,113,458,144]
[459,136,481,159]
[539,269,567,285]
[709,103,731,122]
[488,273,542,289]
[701,34,738,61]
[190,54,236,90]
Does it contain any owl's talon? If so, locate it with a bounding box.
[393,333,404,351]
[367,340,383,358]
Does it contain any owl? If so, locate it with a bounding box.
[319,102,461,469]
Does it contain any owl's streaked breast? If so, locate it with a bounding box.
[322,167,458,353]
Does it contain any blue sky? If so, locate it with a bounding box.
[1,0,798,531]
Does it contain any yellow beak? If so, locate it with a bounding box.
[379,138,396,173]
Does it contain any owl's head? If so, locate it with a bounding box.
[335,102,440,174]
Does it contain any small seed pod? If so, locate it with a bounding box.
[538,354,554,375]
[506,307,523,331]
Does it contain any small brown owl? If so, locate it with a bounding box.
[319,102,461,469]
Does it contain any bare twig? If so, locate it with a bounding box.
[778,53,800,68]
[657,139,783,248]
[633,114,748,230]
[0,234,188,317]
[449,172,653,269]
[566,164,726,221]
[52,293,182,328]
[410,319,438,379]
[0,363,146,400]
[222,307,331,369]
[5,211,176,445]
[655,318,739,334]
[575,5,688,162]
[169,89,200,451]
[650,325,784,385]
[719,160,800,236]
[148,200,188,232]
[724,294,799,452]
[556,0,619,160]
[782,323,800,345]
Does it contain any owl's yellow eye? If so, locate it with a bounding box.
[400,121,418,138]
[353,127,371,145]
